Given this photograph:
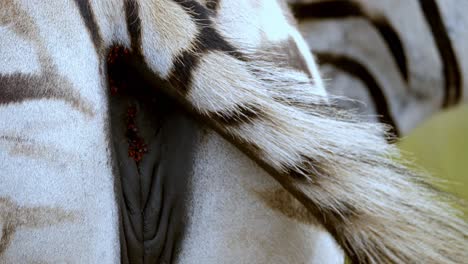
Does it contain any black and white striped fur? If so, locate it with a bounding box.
[0,0,466,263]
[291,0,468,136]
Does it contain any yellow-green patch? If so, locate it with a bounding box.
[398,104,468,217]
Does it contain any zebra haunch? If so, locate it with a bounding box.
[0,0,467,263]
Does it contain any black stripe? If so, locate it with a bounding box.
[0,73,94,116]
[120,0,243,98]
[291,0,361,18]
[316,52,400,139]
[168,1,244,95]
[124,0,142,54]
[418,0,462,107]
[172,0,242,58]
[208,104,263,126]
[372,17,407,82]
[290,0,408,82]
[167,26,245,94]
[173,0,209,20]
[73,0,102,51]
[119,0,243,96]
[0,74,45,105]
[168,51,200,95]
[206,0,220,13]
[198,27,244,59]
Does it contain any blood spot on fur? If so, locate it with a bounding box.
[125,104,148,163]
[107,46,131,96]
[107,46,149,163]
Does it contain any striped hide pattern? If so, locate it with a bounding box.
[290,0,468,136]
[0,1,467,264]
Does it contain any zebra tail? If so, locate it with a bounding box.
[160,51,468,263]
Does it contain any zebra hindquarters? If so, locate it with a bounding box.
[0,1,119,262]
[106,46,345,264]
[176,128,344,264]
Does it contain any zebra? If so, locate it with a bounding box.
[290,0,468,136]
[0,1,466,264]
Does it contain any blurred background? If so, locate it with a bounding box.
[291,0,468,211]
[399,104,468,215]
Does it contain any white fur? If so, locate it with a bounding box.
[295,0,468,133]
[139,0,199,77]
[1,1,119,262]
[177,129,344,264]
[3,0,466,263]
[0,28,40,74]
[1,1,343,263]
